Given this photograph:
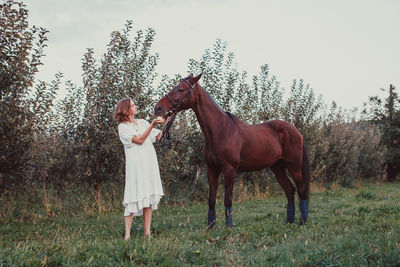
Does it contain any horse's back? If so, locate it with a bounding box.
[244,120,302,142]
[236,120,303,170]
[236,121,284,170]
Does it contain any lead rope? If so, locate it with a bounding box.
[160,113,177,148]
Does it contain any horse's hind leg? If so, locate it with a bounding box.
[207,167,221,229]
[287,166,308,225]
[271,161,296,223]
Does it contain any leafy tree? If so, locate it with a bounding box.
[253,64,283,122]
[45,79,86,197]
[26,74,61,191]
[0,0,49,193]
[364,85,400,181]
[281,79,324,143]
[188,39,243,113]
[312,103,385,185]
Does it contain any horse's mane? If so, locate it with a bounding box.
[199,85,241,125]
[225,111,241,124]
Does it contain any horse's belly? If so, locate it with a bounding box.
[237,143,282,171]
[237,158,276,171]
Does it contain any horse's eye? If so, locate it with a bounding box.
[178,88,185,92]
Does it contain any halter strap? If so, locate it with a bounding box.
[164,78,195,111]
[180,78,195,90]
[166,94,177,108]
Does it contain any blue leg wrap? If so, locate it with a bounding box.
[225,207,233,227]
[300,200,308,224]
[287,203,295,223]
[207,209,216,229]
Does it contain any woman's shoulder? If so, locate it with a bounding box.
[118,122,128,128]
[118,119,149,129]
[138,119,150,126]
[118,122,133,131]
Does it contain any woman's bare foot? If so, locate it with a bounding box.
[124,234,131,240]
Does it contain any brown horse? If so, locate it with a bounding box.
[154,73,310,227]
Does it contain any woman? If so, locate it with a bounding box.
[114,97,165,239]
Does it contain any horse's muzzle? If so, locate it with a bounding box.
[154,104,163,117]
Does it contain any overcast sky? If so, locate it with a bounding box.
[26,0,399,110]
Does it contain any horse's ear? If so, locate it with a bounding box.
[191,73,202,84]
[188,73,194,78]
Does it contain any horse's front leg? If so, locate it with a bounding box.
[207,167,221,229]
[223,165,236,228]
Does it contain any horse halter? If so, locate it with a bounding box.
[161,78,197,145]
[165,78,196,113]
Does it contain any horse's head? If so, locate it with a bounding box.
[154,73,202,118]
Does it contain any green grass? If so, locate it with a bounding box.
[1,183,400,266]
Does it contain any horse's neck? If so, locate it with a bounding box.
[192,86,228,142]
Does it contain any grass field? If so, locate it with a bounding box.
[1,183,400,266]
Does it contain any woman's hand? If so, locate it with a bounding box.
[153,117,165,125]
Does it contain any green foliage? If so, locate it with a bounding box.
[312,103,385,185]
[281,78,324,145]
[1,183,400,265]
[26,74,63,189]
[188,39,243,113]
[363,85,400,181]
[253,64,283,122]
[0,0,52,193]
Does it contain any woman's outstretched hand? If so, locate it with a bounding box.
[153,117,166,125]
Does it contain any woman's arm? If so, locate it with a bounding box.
[156,132,163,141]
[132,119,162,145]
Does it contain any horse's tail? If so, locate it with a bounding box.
[302,143,311,207]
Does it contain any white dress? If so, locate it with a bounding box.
[118,119,164,216]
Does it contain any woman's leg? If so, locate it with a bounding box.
[124,213,134,240]
[143,207,152,237]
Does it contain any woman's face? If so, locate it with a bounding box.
[129,100,138,116]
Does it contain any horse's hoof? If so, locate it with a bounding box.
[207,209,216,229]
[286,203,295,224]
[225,207,233,228]
[299,200,308,225]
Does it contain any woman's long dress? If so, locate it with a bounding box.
[118,119,164,216]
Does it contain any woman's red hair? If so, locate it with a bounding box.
[114,98,132,123]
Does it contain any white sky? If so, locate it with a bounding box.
[26,0,400,110]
